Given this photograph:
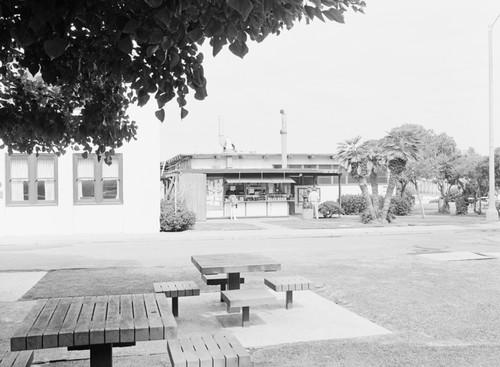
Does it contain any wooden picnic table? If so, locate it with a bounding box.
[10,293,177,367]
[191,253,281,291]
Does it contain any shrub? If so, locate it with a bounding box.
[455,195,469,215]
[360,209,377,224]
[318,201,344,218]
[390,195,414,216]
[160,199,196,232]
[340,195,366,215]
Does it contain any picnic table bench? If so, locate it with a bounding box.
[10,294,177,367]
[221,289,275,327]
[0,351,33,367]
[153,280,200,317]
[168,334,250,367]
[264,276,313,309]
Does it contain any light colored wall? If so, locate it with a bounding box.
[0,113,160,236]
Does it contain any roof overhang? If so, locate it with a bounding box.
[225,178,296,184]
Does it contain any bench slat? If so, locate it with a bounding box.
[143,293,164,340]
[201,335,225,367]
[132,294,150,341]
[154,293,178,339]
[11,300,46,351]
[190,336,212,367]
[42,297,72,348]
[59,297,84,347]
[74,296,96,346]
[119,295,135,343]
[179,337,200,366]
[26,298,60,350]
[104,295,120,344]
[221,289,275,308]
[89,295,108,345]
[213,334,238,367]
[167,339,188,367]
[0,351,34,367]
[224,334,251,367]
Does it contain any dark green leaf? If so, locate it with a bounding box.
[228,41,248,58]
[147,45,159,58]
[155,108,165,122]
[43,38,69,59]
[123,19,141,34]
[117,36,133,54]
[304,6,316,20]
[149,29,163,44]
[226,0,253,21]
[170,52,180,68]
[144,0,163,8]
[180,107,188,119]
[188,28,204,43]
[323,8,344,23]
[28,63,39,77]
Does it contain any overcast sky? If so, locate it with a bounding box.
[143,0,500,160]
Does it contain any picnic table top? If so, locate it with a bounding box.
[191,253,281,275]
[10,293,177,352]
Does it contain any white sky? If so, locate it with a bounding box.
[142,0,500,160]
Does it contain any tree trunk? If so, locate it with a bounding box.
[370,172,380,218]
[356,176,378,222]
[381,171,398,222]
[414,180,425,219]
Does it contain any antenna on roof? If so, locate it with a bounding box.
[218,116,236,152]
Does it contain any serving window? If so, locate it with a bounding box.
[224,179,294,202]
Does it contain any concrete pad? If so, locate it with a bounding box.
[0,272,46,301]
[418,251,495,261]
[176,291,391,349]
[220,291,391,348]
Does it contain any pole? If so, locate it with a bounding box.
[486,14,500,221]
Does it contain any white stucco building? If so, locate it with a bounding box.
[0,113,160,237]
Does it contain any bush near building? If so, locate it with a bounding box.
[160,199,196,232]
[341,193,415,217]
[318,201,344,218]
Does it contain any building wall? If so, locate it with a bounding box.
[0,115,160,236]
[179,173,207,221]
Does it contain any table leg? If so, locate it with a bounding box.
[90,344,113,367]
[228,272,241,290]
[242,306,250,327]
[172,297,179,317]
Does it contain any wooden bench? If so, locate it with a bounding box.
[264,276,313,309]
[221,289,275,327]
[0,351,34,367]
[168,334,250,367]
[153,281,200,317]
[201,273,245,301]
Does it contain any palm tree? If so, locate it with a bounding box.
[361,139,385,217]
[336,136,379,221]
[380,127,422,222]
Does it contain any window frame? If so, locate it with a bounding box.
[5,153,58,206]
[73,153,123,205]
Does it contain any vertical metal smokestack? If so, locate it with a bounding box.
[280,109,287,169]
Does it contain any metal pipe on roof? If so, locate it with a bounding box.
[280,109,287,169]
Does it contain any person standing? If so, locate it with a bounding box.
[308,187,320,219]
[228,194,238,220]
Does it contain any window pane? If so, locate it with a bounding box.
[37,180,55,201]
[37,158,54,179]
[102,160,119,178]
[79,180,95,199]
[77,158,94,178]
[103,179,118,199]
[11,157,29,179]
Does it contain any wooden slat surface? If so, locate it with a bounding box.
[132,294,149,341]
[265,276,313,292]
[153,281,200,298]
[42,297,72,348]
[10,293,178,351]
[11,300,46,351]
[178,338,200,366]
[0,351,34,367]
[191,253,281,275]
[213,334,238,367]
[190,336,212,367]
[201,335,225,367]
[225,334,251,366]
[59,297,84,347]
[221,289,275,308]
[104,295,120,344]
[26,298,60,350]
[167,339,187,367]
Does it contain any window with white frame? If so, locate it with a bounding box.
[73,154,123,204]
[6,154,57,205]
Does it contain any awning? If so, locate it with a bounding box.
[225,178,296,184]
